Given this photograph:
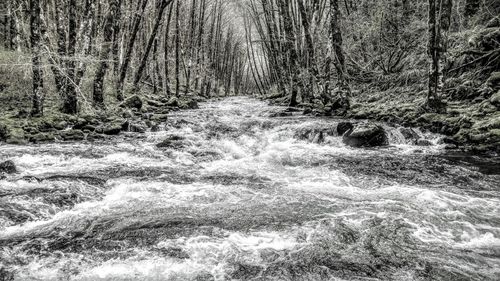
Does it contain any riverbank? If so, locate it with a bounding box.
[264,75,499,154]
[0,94,201,145]
[347,85,500,153]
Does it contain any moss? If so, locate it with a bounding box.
[490,91,500,106]
[29,132,56,143]
[6,128,27,145]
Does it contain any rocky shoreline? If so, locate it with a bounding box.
[346,91,500,154]
[0,95,201,146]
[264,76,499,154]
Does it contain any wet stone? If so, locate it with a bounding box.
[156,135,187,149]
[342,122,388,147]
[0,160,17,174]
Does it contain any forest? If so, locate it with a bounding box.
[0,1,500,280]
[0,0,498,150]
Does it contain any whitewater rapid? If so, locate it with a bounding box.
[0,97,499,280]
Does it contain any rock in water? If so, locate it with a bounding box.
[120,95,143,110]
[0,160,17,174]
[337,122,354,136]
[416,139,433,146]
[156,135,187,149]
[342,122,388,147]
[399,127,420,141]
[59,130,85,141]
[103,125,122,135]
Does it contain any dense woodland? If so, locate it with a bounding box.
[0,0,499,150]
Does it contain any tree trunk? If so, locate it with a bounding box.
[30,0,44,116]
[116,0,149,101]
[277,0,300,107]
[331,0,348,90]
[93,0,121,107]
[426,0,452,113]
[175,0,181,98]
[163,4,174,96]
[62,0,78,114]
[130,0,173,95]
[75,0,95,87]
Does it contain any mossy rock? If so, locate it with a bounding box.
[6,128,27,144]
[29,132,55,143]
[54,121,68,130]
[490,91,500,107]
[120,95,143,110]
[59,130,85,141]
[166,97,180,107]
[479,101,498,114]
[179,98,199,110]
[486,72,500,89]
[151,114,169,122]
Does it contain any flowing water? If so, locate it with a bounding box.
[0,97,499,281]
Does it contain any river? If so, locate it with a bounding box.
[0,97,499,280]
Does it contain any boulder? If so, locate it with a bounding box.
[0,160,17,174]
[120,95,143,110]
[179,99,199,110]
[486,72,500,90]
[121,120,147,133]
[80,124,96,132]
[342,122,388,147]
[146,99,165,108]
[130,123,147,133]
[151,114,169,122]
[490,91,500,107]
[6,128,27,145]
[416,139,433,146]
[294,124,336,144]
[53,121,68,130]
[151,124,161,132]
[103,124,122,135]
[337,122,354,136]
[29,132,55,143]
[0,123,8,141]
[156,135,187,149]
[166,97,180,107]
[59,130,85,141]
[399,127,420,141]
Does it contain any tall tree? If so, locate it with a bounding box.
[329,0,350,113]
[116,0,149,101]
[62,0,78,114]
[175,0,181,97]
[93,0,121,107]
[29,0,44,116]
[330,0,348,91]
[426,0,452,112]
[130,0,174,95]
[277,0,300,107]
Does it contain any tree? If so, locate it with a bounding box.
[29,0,44,116]
[130,0,174,96]
[426,0,452,113]
[175,0,181,97]
[62,0,78,114]
[116,0,149,101]
[93,0,121,107]
[330,0,350,114]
